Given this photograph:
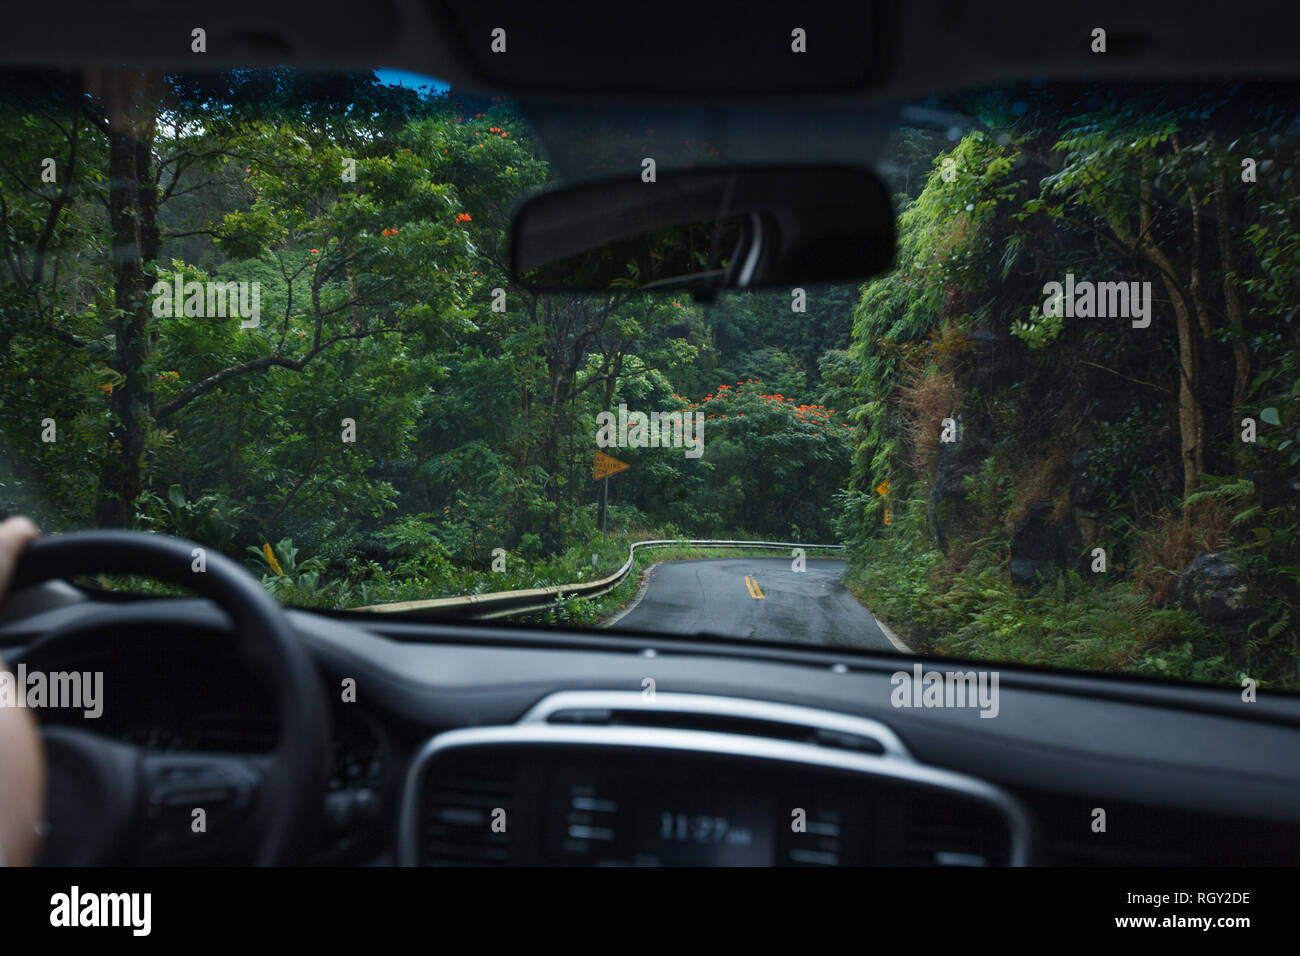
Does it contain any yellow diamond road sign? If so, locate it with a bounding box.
[593,450,630,480]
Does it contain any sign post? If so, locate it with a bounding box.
[876,478,891,526]
[593,450,630,543]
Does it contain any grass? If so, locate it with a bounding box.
[839,499,1295,690]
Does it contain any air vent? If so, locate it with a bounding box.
[902,793,1013,866]
[1026,793,1300,866]
[421,769,514,866]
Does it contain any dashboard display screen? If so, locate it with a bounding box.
[550,769,776,865]
[543,755,868,866]
[635,790,773,865]
[422,744,877,865]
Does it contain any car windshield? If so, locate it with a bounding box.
[1,68,1296,692]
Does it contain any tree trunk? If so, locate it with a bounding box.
[93,72,160,527]
[1213,148,1250,419]
[1138,149,1205,500]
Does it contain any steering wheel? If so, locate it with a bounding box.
[10,530,330,865]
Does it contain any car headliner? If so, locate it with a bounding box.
[5,1,1299,102]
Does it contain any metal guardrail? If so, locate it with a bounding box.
[350,539,845,619]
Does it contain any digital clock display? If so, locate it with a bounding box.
[547,762,863,866]
[636,792,773,865]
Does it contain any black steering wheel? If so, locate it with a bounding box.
[10,530,330,865]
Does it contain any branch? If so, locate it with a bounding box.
[31,107,79,285]
[269,446,320,522]
[160,229,226,239]
[156,327,403,419]
[1078,360,1171,394]
[76,95,111,137]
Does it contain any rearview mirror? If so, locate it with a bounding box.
[511,164,895,294]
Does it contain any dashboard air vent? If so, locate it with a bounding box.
[421,768,514,866]
[902,793,1013,866]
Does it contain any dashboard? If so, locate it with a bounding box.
[400,693,1028,866]
[5,594,1300,866]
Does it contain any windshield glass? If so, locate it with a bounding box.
[1,68,1296,692]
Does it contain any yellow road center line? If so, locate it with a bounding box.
[753,578,765,599]
[744,575,757,598]
[745,575,764,599]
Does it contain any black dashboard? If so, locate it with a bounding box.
[5,593,1300,866]
[400,693,1026,866]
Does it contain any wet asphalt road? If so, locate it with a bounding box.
[614,557,895,650]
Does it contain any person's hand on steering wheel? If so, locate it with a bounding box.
[5,521,329,866]
[0,516,43,867]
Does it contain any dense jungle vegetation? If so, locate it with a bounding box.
[0,70,1295,686]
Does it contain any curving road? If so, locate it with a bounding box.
[610,557,898,650]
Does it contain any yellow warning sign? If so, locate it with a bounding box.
[593,450,631,480]
[876,479,890,497]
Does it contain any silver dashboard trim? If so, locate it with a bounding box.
[398,695,1037,866]
[519,690,915,761]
